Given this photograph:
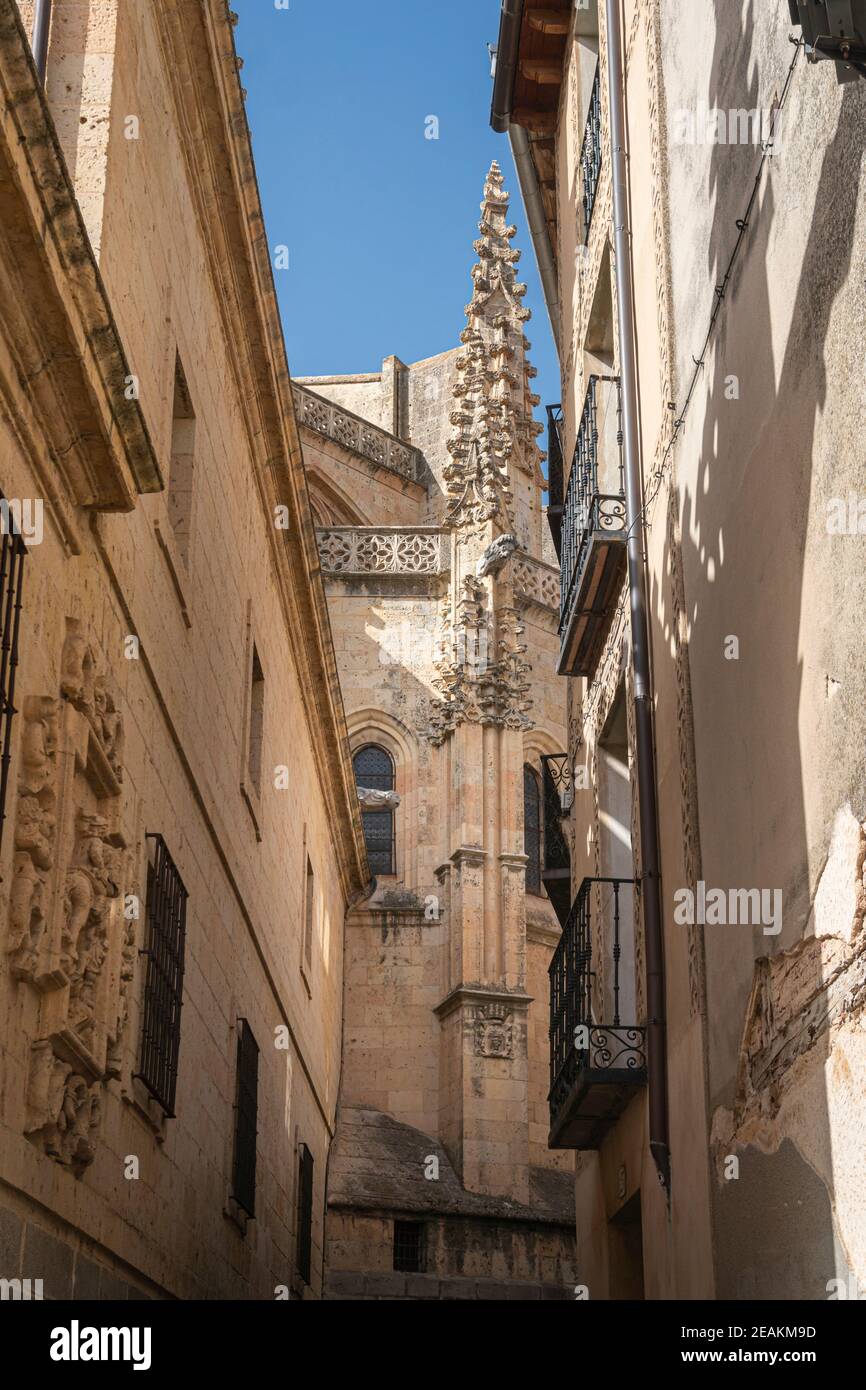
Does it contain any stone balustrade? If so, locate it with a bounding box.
[317,527,448,576]
[293,384,421,483]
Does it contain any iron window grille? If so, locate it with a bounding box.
[353,743,396,876]
[523,765,542,893]
[0,504,25,853]
[232,1019,259,1219]
[134,834,188,1117]
[559,375,626,643]
[580,63,602,243]
[296,1143,314,1286]
[541,757,571,873]
[393,1220,426,1274]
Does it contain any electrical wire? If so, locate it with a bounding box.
[627,37,805,547]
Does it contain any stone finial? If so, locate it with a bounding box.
[444,164,544,530]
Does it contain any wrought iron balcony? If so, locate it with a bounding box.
[545,404,564,560]
[548,876,645,1150]
[557,375,626,678]
[580,63,602,242]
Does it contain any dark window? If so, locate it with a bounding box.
[247,645,264,797]
[231,1019,259,1218]
[0,503,25,852]
[393,1220,425,1273]
[303,855,314,969]
[296,1143,314,1285]
[135,834,188,1117]
[168,355,196,567]
[524,765,542,893]
[353,744,395,876]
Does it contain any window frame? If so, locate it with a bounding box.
[134,833,188,1118]
[295,1143,314,1286]
[231,1018,259,1220]
[353,743,396,877]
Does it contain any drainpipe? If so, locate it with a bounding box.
[605,0,670,1191]
[32,0,53,83]
[507,125,562,352]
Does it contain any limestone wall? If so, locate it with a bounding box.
[0,0,363,1300]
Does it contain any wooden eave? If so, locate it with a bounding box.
[509,1,571,273]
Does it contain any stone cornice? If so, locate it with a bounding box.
[0,0,163,510]
[434,985,534,1021]
[153,0,369,903]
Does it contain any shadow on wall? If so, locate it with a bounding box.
[652,0,866,1298]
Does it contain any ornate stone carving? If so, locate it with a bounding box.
[474,1003,514,1059]
[476,532,518,578]
[7,619,128,1170]
[444,163,544,531]
[318,528,446,576]
[293,385,420,482]
[63,813,121,1050]
[7,697,58,980]
[26,1042,101,1173]
[427,582,532,745]
[357,788,401,810]
[61,620,124,782]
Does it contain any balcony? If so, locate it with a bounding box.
[580,63,602,243]
[548,876,645,1150]
[557,375,627,678]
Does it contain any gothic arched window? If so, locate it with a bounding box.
[524,765,542,894]
[354,744,396,877]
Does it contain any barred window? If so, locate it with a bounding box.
[296,1143,314,1285]
[393,1220,426,1273]
[231,1019,259,1218]
[303,855,315,969]
[542,758,571,873]
[524,765,542,893]
[0,510,25,852]
[353,744,395,876]
[135,834,188,1117]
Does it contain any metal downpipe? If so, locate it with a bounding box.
[605,0,671,1191]
[32,0,53,83]
[507,123,562,351]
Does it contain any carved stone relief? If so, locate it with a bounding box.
[474,1003,514,1059]
[8,618,129,1171]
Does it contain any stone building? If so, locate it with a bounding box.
[297,164,577,1299]
[491,0,866,1299]
[0,0,368,1300]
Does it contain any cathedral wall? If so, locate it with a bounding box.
[301,433,426,529]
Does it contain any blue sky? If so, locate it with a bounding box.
[235,0,559,443]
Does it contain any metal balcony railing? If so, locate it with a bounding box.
[580,64,602,243]
[548,875,646,1149]
[557,375,626,676]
